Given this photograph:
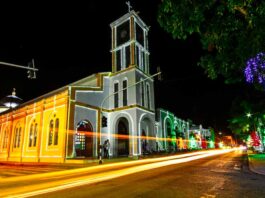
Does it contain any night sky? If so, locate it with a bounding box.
[0,0,249,134]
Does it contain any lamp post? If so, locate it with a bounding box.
[98,70,162,164]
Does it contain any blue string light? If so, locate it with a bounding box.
[245,52,265,84]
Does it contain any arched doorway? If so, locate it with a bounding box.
[140,117,154,154]
[117,117,129,156]
[141,129,147,154]
[75,120,93,157]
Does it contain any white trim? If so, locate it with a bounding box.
[163,116,173,149]
[135,107,155,114]
[39,156,62,158]
[43,104,65,113]
[75,90,103,93]
[75,104,98,112]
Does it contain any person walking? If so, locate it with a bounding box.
[103,139,110,158]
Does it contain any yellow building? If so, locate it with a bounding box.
[0,87,69,163]
[0,73,108,163]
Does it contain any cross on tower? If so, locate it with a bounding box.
[126,1,132,12]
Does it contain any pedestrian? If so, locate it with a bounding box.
[103,139,110,158]
[142,139,147,154]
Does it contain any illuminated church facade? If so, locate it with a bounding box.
[0,10,157,163]
[0,9,214,163]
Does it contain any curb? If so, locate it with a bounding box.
[247,155,265,176]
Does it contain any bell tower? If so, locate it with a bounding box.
[110,3,150,74]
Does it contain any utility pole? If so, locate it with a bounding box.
[0,59,38,79]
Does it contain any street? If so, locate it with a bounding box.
[1,150,265,198]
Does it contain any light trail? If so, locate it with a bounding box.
[70,130,215,145]
[0,150,212,184]
[3,149,236,198]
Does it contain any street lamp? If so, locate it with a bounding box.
[0,59,38,79]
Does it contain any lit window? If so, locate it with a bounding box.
[48,117,60,146]
[17,127,22,148]
[29,124,33,147]
[33,123,38,147]
[3,129,8,149]
[54,119,59,145]
[48,120,54,146]
[166,121,171,137]
[14,126,22,148]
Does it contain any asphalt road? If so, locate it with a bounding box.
[35,151,265,198]
[1,150,265,198]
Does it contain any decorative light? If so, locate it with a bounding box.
[244,52,265,84]
[189,136,197,149]
[246,112,252,118]
[209,140,215,148]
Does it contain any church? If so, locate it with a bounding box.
[0,8,157,163]
[0,8,213,163]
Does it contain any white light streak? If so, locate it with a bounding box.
[3,149,235,198]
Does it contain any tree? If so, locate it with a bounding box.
[228,98,265,141]
[158,0,265,84]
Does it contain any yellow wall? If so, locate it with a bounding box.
[0,117,12,161]
[0,89,69,163]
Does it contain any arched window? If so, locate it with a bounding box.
[54,118,59,145]
[75,120,93,157]
[29,124,33,147]
[166,120,171,138]
[48,117,60,146]
[29,120,38,147]
[33,123,38,147]
[3,129,8,149]
[14,128,18,148]
[17,127,22,148]
[122,80,128,106]
[48,120,54,146]
[146,83,150,109]
[14,126,22,148]
[114,82,119,108]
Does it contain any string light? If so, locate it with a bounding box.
[244,52,265,84]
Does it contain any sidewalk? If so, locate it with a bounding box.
[248,151,265,176]
[0,156,135,169]
[0,151,194,168]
